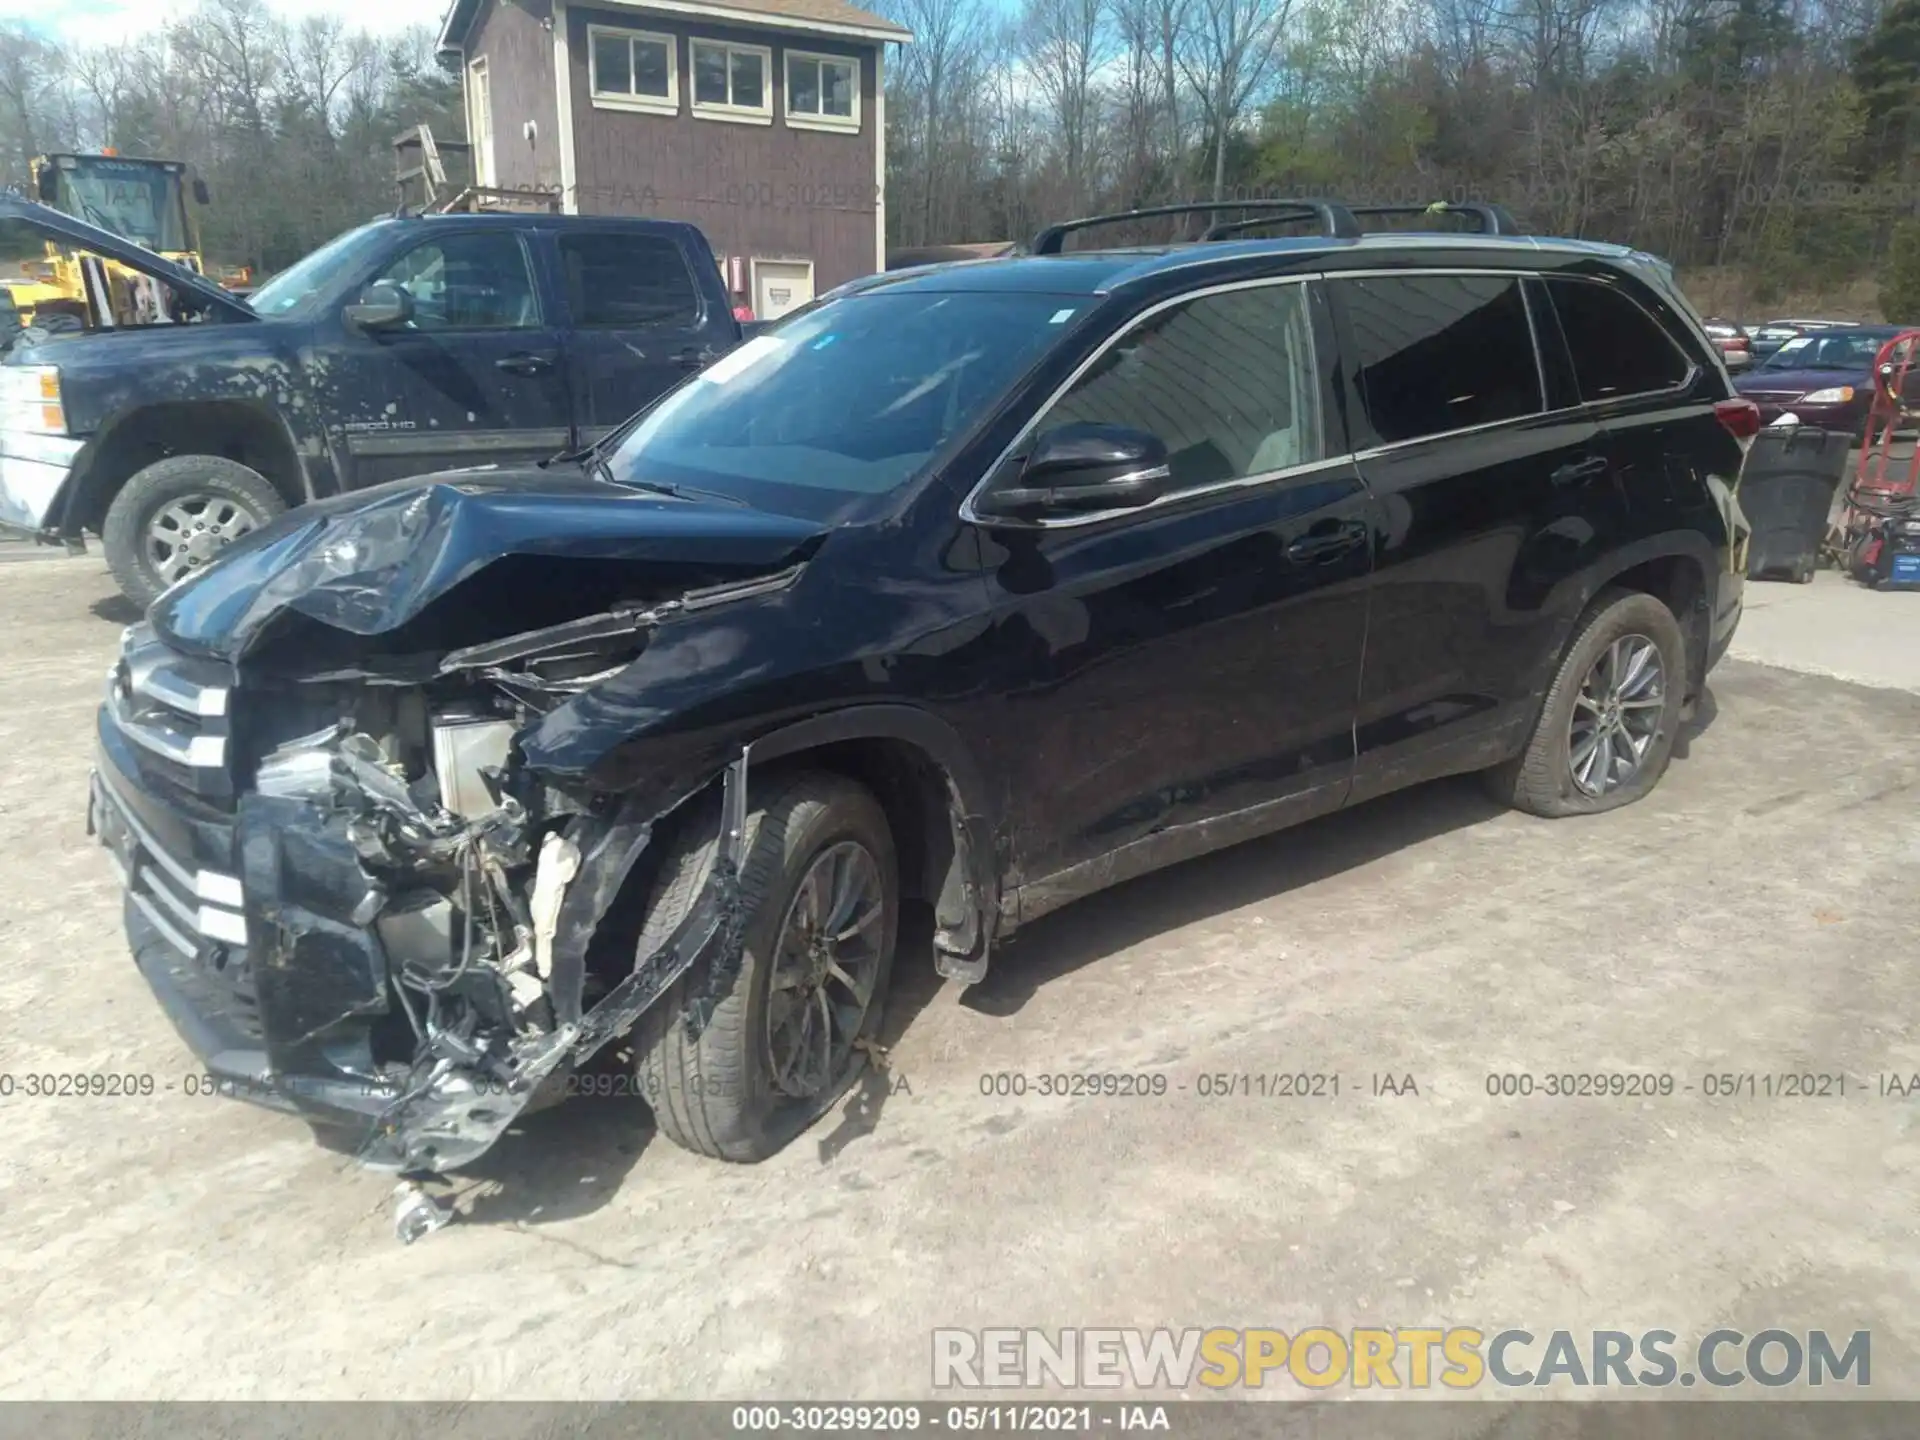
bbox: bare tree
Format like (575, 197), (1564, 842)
(1181, 0), (1297, 199)
(0, 22), (64, 189)
(1022, 0), (1115, 212)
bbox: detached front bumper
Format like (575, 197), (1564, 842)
(0, 427), (81, 536)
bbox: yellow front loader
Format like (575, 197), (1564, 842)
(2, 152), (217, 329)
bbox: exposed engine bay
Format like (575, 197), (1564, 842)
(227, 574), (785, 1174)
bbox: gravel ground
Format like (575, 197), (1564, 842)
(1, 553), (1917, 1402)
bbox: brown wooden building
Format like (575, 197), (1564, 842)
(437, 0), (911, 318)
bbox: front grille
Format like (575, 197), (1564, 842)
(92, 764), (260, 1039)
(106, 623), (234, 802)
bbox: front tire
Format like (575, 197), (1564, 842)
(1484, 589), (1688, 817)
(633, 772), (898, 1162)
(102, 455), (287, 608)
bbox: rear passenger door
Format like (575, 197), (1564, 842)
(553, 229), (718, 443)
(1537, 274), (1706, 523)
(1330, 270), (1615, 802)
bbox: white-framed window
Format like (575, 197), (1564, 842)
(589, 25), (677, 115)
(467, 57), (494, 185)
(690, 39), (772, 124)
(785, 49), (860, 132)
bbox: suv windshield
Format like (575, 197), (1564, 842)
(605, 289), (1086, 520)
(247, 223), (388, 316)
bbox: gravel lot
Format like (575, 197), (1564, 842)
(2, 552), (1918, 1401)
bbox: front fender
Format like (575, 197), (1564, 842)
(543, 701), (1003, 1023)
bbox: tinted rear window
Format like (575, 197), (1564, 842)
(560, 232), (701, 329)
(1335, 274), (1542, 444)
(1546, 277), (1691, 401)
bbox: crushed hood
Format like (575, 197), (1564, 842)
(0, 192), (254, 322)
(150, 468), (828, 661)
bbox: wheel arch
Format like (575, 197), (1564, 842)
(1534, 534), (1717, 705)
(551, 704), (1004, 1028)
(66, 400), (308, 534)
(742, 705), (1001, 981)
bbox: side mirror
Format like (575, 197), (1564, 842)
(343, 281), (414, 332)
(192, 179), (211, 206)
(977, 422), (1170, 520)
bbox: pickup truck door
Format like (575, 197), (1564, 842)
(332, 227), (574, 487)
(549, 229), (728, 444)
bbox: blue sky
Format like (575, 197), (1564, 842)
(2, 0), (450, 45)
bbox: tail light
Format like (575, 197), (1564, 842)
(731, 303), (755, 323)
(1715, 397), (1762, 444)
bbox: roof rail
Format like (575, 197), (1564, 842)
(1029, 199), (1363, 254)
(1030, 197), (1529, 254)
(1342, 202), (1526, 236)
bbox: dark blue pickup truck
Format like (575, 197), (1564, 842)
(0, 196), (743, 604)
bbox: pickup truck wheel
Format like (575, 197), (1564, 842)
(633, 772), (898, 1162)
(1484, 588), (1687, 818)
(102, 455), (286, 608)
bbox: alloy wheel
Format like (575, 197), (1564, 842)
(1568, 633), (1666, 797)
(146, 494), (261, 586)
(765, 840), (886, 1099)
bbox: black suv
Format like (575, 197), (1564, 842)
(0, 195), (742, 605)
(87, 200), (1754, 1194)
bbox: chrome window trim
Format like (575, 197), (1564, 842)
(1349, 396), (1719, 463)
(958, 272), (1343, 532)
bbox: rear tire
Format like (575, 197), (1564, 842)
(633, 772), (898, 1162)
(1483, 589), (1688, 818)
(102, 455), (286, 609)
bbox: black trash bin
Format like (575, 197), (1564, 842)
(1737, 423), (1851, 583)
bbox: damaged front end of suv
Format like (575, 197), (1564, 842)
(90, 474), (841, 1174)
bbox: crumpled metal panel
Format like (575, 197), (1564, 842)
(148, 470), (825, 660)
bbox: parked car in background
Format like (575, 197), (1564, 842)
(0, 195), (744, 605)
(86, 198), (1752, 1189)
(1734, 324), (1913, 436)
(1703, 318), (1752, 370)
(1749, 317), (1849, 359)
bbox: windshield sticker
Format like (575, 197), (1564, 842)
(699, 334), (786, 386)
(1050, 308), (1076, 324)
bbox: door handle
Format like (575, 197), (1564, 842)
(677, 346), (716, 369)
(1552, 455), (1608, 486)
(496, 352), (554, 376)
(1286, 522), (1368, 565)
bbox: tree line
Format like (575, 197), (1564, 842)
(878, 0), (1920, 305)
(0, 0), (462, 276)
(1, 0), (1915, 306)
